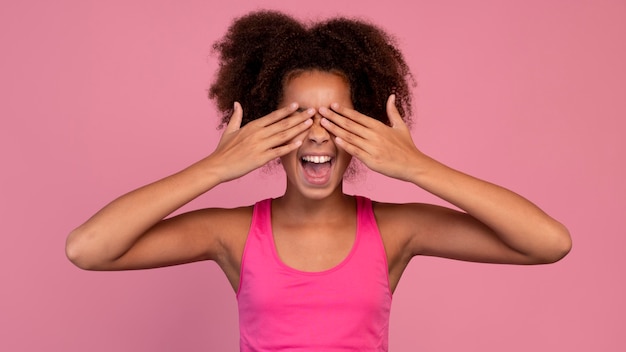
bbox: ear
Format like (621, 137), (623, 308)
(225, 102), (243, 133)
(386, 94), (403, 128)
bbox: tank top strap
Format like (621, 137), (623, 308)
(252, 198), (272, 234)
(236, 198), (274, 298)
(356, 195), (376, 234)
(354, 195), (392, 294)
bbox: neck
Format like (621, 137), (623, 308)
(274, 185), (354, 221)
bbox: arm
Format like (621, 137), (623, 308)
(66, 102), (314, 270)
(319, 96), (571, 264)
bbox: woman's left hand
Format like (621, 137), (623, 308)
(319, 94), (422, 181)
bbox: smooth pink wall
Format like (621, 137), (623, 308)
(1, 0), (624, 351)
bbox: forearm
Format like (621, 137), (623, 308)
(318, 98), (570, 263)
(407, 153), (571, 263)
(65, 156), (221, 268)
(66, 103), (313, 269)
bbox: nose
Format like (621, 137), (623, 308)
(307, 116), (330, 144)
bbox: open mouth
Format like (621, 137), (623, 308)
(300, 155), (334, 185)
(301, 155), (332, 164)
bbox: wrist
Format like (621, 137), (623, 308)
(403, 151), (440, 185)
(179, 155), (224, 192)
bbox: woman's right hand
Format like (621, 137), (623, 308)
(208, 102), (314, 183)
(65, 102), (313, 271)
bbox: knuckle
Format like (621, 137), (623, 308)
(343, 119), (359, 132)
(271, 146), (288, 158)
(246, 118), (261, 129)
(277, 118), (292, 129)
(342, 133), (356, 144)
(276, 129), (290, 141)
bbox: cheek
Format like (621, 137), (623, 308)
(279, 149), (300, 171)
(339, 150), (353, 167)
(333, 147), (352, 172)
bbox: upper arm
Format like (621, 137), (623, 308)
(378, 203), (538, 266)
(415, 204), (540, 264)
(88, 207), (251, 271)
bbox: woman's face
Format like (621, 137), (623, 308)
(278, 70), (354, 200)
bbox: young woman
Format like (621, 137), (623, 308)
(66, 10), (571, 351)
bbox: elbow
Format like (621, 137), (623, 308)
(535, 222), (572, 264)
(65, 229), (100, 270)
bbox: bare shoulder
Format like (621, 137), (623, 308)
(371, 201), (462, 256)
(372, 201), (447, 231)
(191, 205), (253, 291)
(371, 201), (446, 291)
(194, 205), (253, 231)
(190, 205), (253, 256)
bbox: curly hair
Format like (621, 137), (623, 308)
(209, 10), (414, 128)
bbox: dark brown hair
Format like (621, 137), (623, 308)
(209, 10), (414, 128)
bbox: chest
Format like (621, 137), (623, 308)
(237, 205), (392, 338)
(272, 221), (356, 272)
(237, 242), (392, 349)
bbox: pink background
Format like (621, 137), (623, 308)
(1, 0), (624, 351)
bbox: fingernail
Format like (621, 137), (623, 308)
(307, 108), (316, 115)
(320, 118), (329, 126)
(331, 103), (339, 109)
(290, 102), (298, 109)
(304, 119), (313, 126)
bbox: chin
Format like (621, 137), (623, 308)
(283, 172), (345, 201)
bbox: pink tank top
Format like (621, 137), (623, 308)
(237, 196), (392, 351)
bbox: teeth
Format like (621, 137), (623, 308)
(302, 155), (332, 164)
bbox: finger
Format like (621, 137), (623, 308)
(268, 107), (315, 130)
(319, 106), (372, 140)
(259, 108), (315, 143)
(319, 116), (369, 160)
(224, 101), (243, 133)
(265, 139), (304, 159)
(320, 117), (373, 157)
(264, 117), (312, 148)
(256, 102), (300, 127)
(386, 94), (406, 129)
(329, 103), (379, 129)
(334, 136), (368, 162)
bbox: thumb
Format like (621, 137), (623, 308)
(386, 94), (404, 128)
(225, 101), (243, 133)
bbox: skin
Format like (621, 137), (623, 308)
(65, 70), (572, 294)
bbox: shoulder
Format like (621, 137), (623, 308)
(167, 204), (255, 254)
(371, 200), (436, 225)
(367, 200), (444, 288)
(371, 201), (416, 238)
(194, 204), (255, 239)
(186, 204), (254, 265)
(196, 204), (254, 222)
(370, 200), (459, 253)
